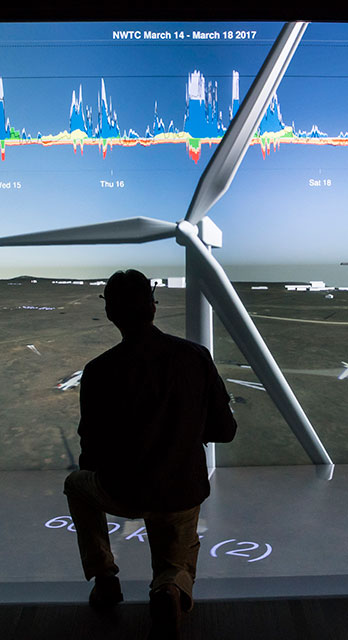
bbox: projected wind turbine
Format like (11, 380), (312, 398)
(0, 22), (333, 467)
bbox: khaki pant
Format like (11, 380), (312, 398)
(63, 470), (200, 611)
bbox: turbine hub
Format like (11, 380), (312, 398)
(175, 220), (198, 246)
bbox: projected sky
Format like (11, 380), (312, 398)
(1, 21), (348, 280)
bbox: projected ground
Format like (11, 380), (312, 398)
(0, 278), (347, 470)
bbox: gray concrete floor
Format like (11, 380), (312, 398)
(1, 465), (348, 603)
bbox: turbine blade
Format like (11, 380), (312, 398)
(185, 21), (308, 225)
(177, 220), (332, 465)
(338, 368), (348, 380)
(227, 378), (266, 391)
(0, 216), (176, 246)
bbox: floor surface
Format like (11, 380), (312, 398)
(1, 464), (347, 604)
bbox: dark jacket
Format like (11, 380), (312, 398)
(78, 325), (237, 511)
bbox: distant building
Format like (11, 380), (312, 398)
(285, 280), (335, 292)
(52, 280), (72, 284)
(285, 284), (308, 291)
(165, 277), (186, 288)
(150, 278), (165, 287)
(309, 280), (327, 290)
(251, 286), (268, 290)
(51, 279), (84, 285)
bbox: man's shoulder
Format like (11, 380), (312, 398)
(158, 329), (214, 366)
(162, 331), (210, 355)
(83, 342), (124, 373)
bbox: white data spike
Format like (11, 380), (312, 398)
(69, 90), (76, 118)
(101, 78), (108, 113)
(232, 70), (239, 102)
(187, 70), (205, 102)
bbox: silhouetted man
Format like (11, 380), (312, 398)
(64, 269), (237, 640)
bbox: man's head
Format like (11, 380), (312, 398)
(103, 269), (156, 334)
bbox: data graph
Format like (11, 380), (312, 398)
(2, 20), (348, 282)
(2, 69), (348, 163)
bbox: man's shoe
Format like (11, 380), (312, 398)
(89, 575), (124, 609)
(147, 584), (182, 640)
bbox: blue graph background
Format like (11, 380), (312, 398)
(1, 21), (348, 282)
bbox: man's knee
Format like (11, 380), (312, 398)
(63, 469), (81, 495)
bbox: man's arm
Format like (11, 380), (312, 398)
(202, 359), (237, 444)
(77, 365), (99, 470)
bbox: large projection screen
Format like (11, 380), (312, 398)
(1, 20), (348, 470)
